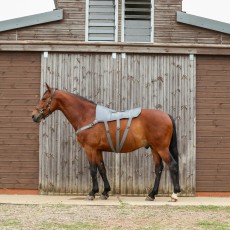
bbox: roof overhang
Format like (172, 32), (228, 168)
(177, 11), (230, 35)
(0, 9), (63, 32)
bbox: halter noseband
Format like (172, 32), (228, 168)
(35, 88), (56, 119)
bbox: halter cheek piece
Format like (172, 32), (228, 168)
(35, 89), (56, 119)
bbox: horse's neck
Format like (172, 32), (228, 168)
(56, 91), (96, 130)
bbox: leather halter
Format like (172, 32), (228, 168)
(35, 89), (56, 120)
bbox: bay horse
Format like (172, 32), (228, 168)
(32, 84), (181, 201)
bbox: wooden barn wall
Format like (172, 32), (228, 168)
(40, 52), (196, 195)
(196, 56), (230, 192)
(0, 52), (40, 190)
(1, 0), (230, 44)
(154, 0), (230, 44)
(0, 0), (86, 41)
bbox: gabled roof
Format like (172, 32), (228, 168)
(0, 9), (63, 32)
(177, 11), (230, 35)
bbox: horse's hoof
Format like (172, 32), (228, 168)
(86, 195), (95, 201)
(169, 197), (178, 202)
(145, 196), (155, 201)
(169, 193), (178, 202)
(100, 194), (109, 200)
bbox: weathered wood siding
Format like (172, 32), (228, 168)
(1, 0), (230, 44)
(154, 0), (230, 44)
(0, 52), (40, 189)
(196, 56), (230, 192)
(40, 52), (196, 195)
(0, 0), (86, 41)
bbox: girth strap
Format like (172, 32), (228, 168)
(104, 121), (116, 153)
(104, 117), (132, 153)
(116, 119), (120, 153)
(119, 117), (132, 152)
(76, 118), (133, 153)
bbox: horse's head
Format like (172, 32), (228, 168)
(32, 83), (57, 123)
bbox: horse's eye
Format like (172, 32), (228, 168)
(42, 98), (46, 102)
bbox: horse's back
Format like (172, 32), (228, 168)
(135, 109), (173, 148)
(139, 109), (172, 126)
(119, 109), (172, 152)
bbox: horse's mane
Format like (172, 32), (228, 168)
(51, 89), (97, 105)
(73, 93), (97, 105)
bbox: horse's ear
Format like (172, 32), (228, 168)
(45, 83), (51, 92)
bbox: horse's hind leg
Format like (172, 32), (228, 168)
(168, 156), (181, 201)
(146, 151), (164, 201)
(159, 148), (181, 202)
(168, 115), (181, 201)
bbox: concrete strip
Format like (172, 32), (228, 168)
(0, 195), (229, 206)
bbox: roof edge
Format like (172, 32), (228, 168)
(0, 9), (63, 32)
(177, 11), (230, 35)
(53, 0), (58, 9)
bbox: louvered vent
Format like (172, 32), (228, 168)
(88, 0), (116, 41)
(124, 0), (152, 42)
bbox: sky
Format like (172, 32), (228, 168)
(182, 0), (230, 23)
(0, 0), (229, 24)
(0, 0), (55, 21)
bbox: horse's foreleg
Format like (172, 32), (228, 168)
(146, 152), (164, 201)
(85, 149), (100, 200)
(96, 152), (111, 200)
(88, 162), (99, 200)
(86, 150), (111, 200)
(98, 161), (111, 199)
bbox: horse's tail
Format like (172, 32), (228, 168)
(169, 115), (179, 164)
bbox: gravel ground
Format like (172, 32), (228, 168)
(0, 203), (229, 230)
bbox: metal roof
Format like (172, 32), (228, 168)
(177, 11), (230, 35)
(0, 9), (63, 32)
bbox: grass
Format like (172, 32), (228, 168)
(39, 222), (100, 230)
(197, 221), (230, 230)
(0, 219), (21, 228)
(142, 226), (159, 230)
(171, 205), (230, 212)
(0, 204), (229, 229)
(193, 205), (230, 211)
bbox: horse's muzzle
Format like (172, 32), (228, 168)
(32, 113), (42, 123)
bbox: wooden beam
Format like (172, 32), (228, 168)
(0, 41), (230, 55)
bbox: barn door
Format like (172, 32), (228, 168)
(117, 54), (196, 195)
(40, 53), (196, 196)
(40, 53), (120, 194)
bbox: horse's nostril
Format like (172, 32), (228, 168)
(32, 115), (37, 122)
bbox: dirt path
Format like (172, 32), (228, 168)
(0, 203), (229, 229)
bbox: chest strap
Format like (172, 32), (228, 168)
(75, 120), (98, 135)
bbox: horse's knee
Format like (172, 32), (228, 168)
(155, 162), (164, 175)
(169, 160), (178, 174)
(90, 164), (97, 176)
(98, 161), (106, 175)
